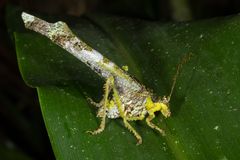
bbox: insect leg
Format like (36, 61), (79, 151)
(146, 113), (165, 136)
(123, 119), (142, 145)
(126, 114), (145, 121)
(113, 87), (142, 145)
(86, 76), (114, 135)
(86, 97), (104, 108)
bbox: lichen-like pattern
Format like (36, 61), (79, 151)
(21, 12), (181, 145)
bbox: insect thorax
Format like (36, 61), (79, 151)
(106, 76), (149, 119)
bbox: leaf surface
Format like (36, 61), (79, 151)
(12, 9), (240, 160)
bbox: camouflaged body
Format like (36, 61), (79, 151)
(106, 76), (149, 119)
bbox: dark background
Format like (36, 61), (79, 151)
(1, 0), (240, 159)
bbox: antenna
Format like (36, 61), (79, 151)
(167, 53), (192, 101)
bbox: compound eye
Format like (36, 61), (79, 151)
(162, 96), (169, 104)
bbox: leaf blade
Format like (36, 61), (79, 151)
(13, 12), (240, 160)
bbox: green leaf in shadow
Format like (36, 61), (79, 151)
(11, 9), (240, 160)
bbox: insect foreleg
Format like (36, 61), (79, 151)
(123, 119), (142, 145)
(113, 86), (143, 145)
(87, 76), (114, 135)
(146, 113), (165, 136)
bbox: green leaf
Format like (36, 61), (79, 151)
(12, 9), (240, 160)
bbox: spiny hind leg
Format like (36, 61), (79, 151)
(146, 113), (165, 136)
(87, 76), (114, 135)
(112, 86), (142, 145)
